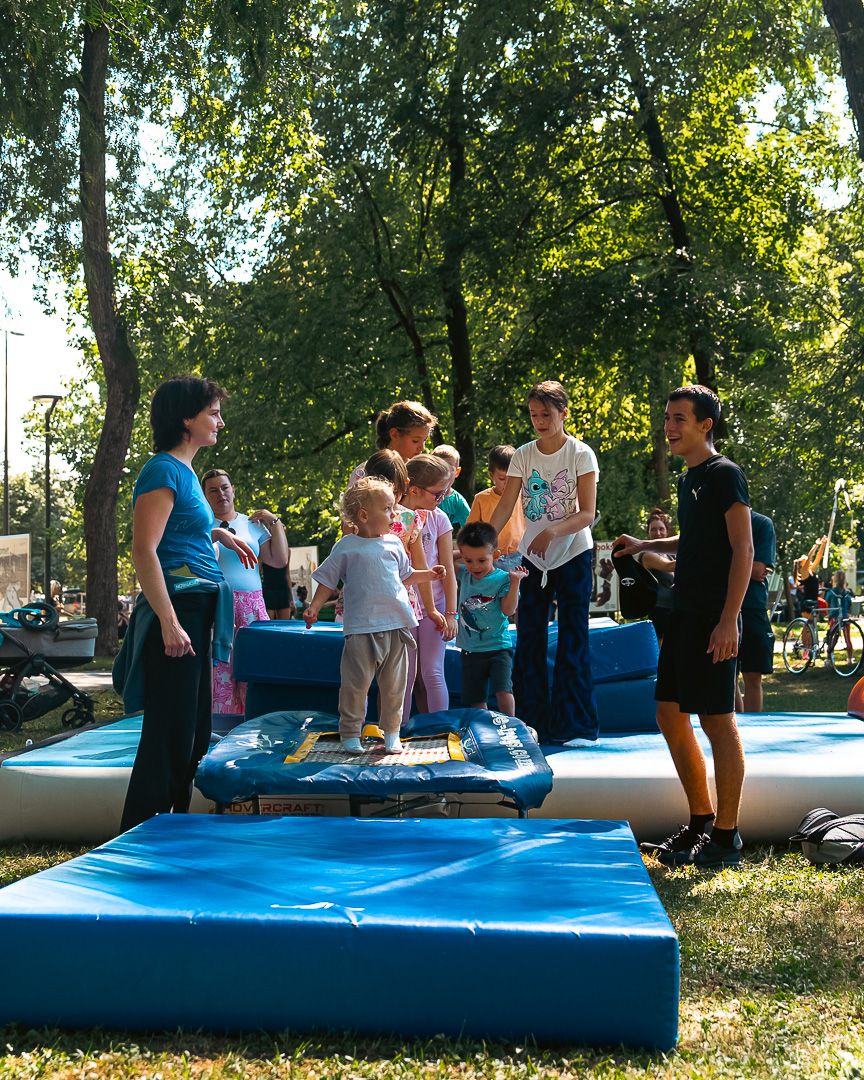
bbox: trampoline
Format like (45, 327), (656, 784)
(195, 708), (553, 817)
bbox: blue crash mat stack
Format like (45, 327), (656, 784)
(0, 814), (679, 1048)
(234, 618), (660, 733)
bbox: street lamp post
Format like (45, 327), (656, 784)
(33, 394), (63, 602)
(1, 327), (24, 537)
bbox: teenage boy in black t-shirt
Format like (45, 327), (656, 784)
(615, 385), (754, 868)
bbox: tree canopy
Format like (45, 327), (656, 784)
(3, 0), (864, 632)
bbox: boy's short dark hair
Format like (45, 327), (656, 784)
(458, 521), (498, 551)
(667, 384), (721, 439)
(488, 445), (516, 472)
(151, 375), (228, 453)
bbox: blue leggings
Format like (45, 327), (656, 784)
(513, 550), (599, 743)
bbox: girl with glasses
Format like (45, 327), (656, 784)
(402, 454), (458, 714)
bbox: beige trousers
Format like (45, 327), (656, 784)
(339, 628), (417, 738)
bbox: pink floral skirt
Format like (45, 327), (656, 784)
(212, 589), (269, 715)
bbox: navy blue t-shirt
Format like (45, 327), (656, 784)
(133, 453), (223, 581)
(672, 455), (750, 615)
(742, 511), (776, 611)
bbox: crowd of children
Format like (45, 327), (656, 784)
(305, 380), (600, 754)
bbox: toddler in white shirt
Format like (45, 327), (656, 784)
(304, 478), (445, 754)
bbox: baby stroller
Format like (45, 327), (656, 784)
(0, 603), (97, 733)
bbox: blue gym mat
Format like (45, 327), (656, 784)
(237, 619), (660, 731)
(0, 814), (679, 1047)
(194, 708), (553, 811)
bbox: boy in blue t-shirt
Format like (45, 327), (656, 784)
(456, 521), (527, 715)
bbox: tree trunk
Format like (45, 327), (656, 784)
(440, 63), (477, 496)
(824, 0), (864, 160)
(78, 18), (141, 655)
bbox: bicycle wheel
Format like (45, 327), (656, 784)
(783, 619), (814, 674)
(828, 619), (864, 677)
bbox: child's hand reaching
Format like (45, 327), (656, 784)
(430, 564), (447, 580)
(508, 565), (529, 583)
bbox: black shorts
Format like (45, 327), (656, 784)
(461, 648), (514, 705)
(261, 562), (291, 610)
(655, 611), (741, 716)
(738, 607), (775, 675)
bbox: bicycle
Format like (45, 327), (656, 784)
(782, 609), (864, 677)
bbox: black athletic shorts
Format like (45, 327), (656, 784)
(461, 648), (514, 705)
(655, 610), (741, 716)
(261, 562), (291, 610)
(738, 607), (775, 675)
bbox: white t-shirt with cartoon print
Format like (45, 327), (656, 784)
(507, 436), (599, 574)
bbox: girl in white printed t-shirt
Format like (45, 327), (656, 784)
(490, 381), (600, 747)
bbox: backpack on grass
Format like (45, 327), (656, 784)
(790, 808), (864, 865)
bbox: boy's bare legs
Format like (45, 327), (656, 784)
(656, 701), (745, 829)
(468, 694), (516, 714)
(734, 671), (763, 714)
(655, 701), (715, 817)
(495, 691), (516, 716)
(698, 712), (745, 830)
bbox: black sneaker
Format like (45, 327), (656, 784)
(639, 824), (702, 856)
(659, 830), (743, 869)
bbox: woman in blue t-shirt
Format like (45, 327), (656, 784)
(120, 375), (255, 832)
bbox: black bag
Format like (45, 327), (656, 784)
(790, 807), (864, 865)
(611, 544), (659, 621)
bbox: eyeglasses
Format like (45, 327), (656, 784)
(419, 487), (448, 503)
(219, 521), (236, 534)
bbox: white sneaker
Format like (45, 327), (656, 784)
(384, 735), (403, 754)
(340, 737), (364, 755)
(562, 737), (598, 748)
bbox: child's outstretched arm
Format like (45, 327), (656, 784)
(500, 565), (528, 617)
(303, 583), (335, 627)
(489, 476), (521, 537)
(409, 533), (445, 632)
(404, 565), (447, 586)
(437, 528), (458, 641)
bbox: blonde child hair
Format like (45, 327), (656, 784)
(365, 449), (409, 503)
(406, 453), (451, 490)
(340, 477), (393, 527)
(432, 444), (460, 468)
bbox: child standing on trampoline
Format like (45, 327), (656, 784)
(490, 381), (600, 745)
(304, 478), (445, 754)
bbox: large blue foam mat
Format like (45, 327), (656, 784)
(236, 620), (659, 732)
(195, 708), (553, 811)
(0, 815), (679, 1048)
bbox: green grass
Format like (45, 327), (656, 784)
(0, 636), (861, 1076)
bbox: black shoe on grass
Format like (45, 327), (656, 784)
(639, 824), (702, 856)
(659, 830), (743, 869)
